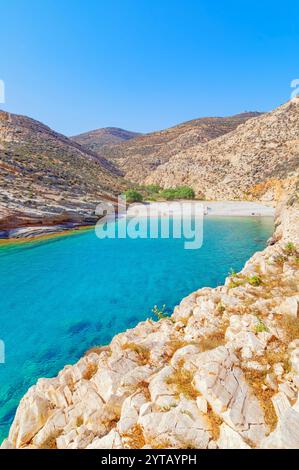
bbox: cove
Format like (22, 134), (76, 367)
(0, 216), (274, 442)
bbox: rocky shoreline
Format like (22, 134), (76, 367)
(0, 222), (94, 241)
(1, 193), (298, 449)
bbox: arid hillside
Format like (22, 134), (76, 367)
(146, 99), (299, 201)
(84, 112), (261, 182)
(0, 110), (125, 235)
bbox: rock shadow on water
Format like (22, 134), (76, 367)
(67, 320), (93, 336)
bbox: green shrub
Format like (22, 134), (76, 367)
(159, 186), (195, 200)
(159, 188), (177, 200)
(144, 184), (162, 195)
(247, 275), (262, 286)
(174, 186), (195, 199)
(123, 189), (143, 203)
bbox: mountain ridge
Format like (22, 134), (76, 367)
(146, 99), (299, 202)
(88, 112), (262, 182)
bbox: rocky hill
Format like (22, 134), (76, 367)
(91, 113), (260, 182)
(71, 127), (141, 153)
(0, 111), (125, 237)
(146, 99), (299, 202)
(2, 191), (298, 449)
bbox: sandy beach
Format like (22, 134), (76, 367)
(126, 200), (275, 218)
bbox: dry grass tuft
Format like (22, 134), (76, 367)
(123, 424), (146, 449)
(164, 338), (190, 359)
(83, 362), (98, 380)
(207, 404), (223, 440)
(201, 321), (229, 351)
(165, 367), (199, 399)
(243, 367), (277, 432)
(137, 380), (151, 400)
(39, 431), (62, 449)
(277, 314), (299, 343)
(121, 343), (150, 365)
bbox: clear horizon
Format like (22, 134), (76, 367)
(1, 0), (298, 135)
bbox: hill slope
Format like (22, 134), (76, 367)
(0, 111), (125, 235)
(71, 127), (141, 153)
(146, 100), (299, 201)
(90, 112), (261, 182)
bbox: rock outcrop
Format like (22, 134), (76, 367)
(2, 192), (298, 449)
(146, 98), (299, 202)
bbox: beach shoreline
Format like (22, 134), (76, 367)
(0, 200), (275, 244)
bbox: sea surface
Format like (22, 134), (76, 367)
(0, 216), (274, 442)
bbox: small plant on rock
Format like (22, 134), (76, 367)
(254, 316), (269, 334)
(247, 274), (262, 286)
(217, 302), (225, 314)
(151, 304), (169, 320)
(228, 268), (237, 277)
(284, 242), (297, 256)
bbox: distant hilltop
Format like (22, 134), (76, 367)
(71, 127), (142, 153)
(72, 112), (262, 182)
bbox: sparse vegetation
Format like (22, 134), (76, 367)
(217, 302), (225, 314)
(121, 343), (150, 365)
(228, 277), (244, 289)
(143, 184), (162, 195)
(159, 186), (195, 200)
(151, 304), (170, 320)
(247, 275), (262, 286)
(242, 366), (277, 432)
(229, 268), (237, 277)
(283, 242), (297, 256)
(165, 366), (199, 399)
(273, 254), (287, 265)
(83, 362), (98, 380)
(135, 184), (196, 202)
(207, 404), (223, 440)
(200, 321), (229, 351)
(122, 424), (145, 449)
(254, 316), (269, 334)
(123, 189), (143, 203)
(228, 271), (263, 289)
(278, 314), (299, 343)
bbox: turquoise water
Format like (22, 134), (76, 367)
(0, 216), (273, 442)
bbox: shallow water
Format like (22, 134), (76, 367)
(0, 216), (274, 442)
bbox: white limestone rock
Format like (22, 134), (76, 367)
(117, 392), (148, 435)
(217, 423), (251, 449)
(86, 429), (124, 449)
(138, 398), (211, 448)
(193, 346), (268, 446)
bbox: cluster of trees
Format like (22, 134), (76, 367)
(123, 185), (195, 203)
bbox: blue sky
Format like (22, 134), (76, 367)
(0, 0), (298, 135)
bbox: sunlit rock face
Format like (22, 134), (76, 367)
(146, 99), (299, 202)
